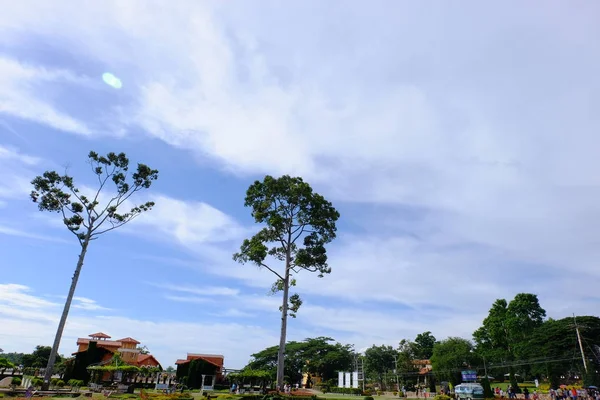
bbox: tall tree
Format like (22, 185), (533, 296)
(364, 345), (398, 389)
(233, 175), (340, 389)
(473, 294), (546, 363)
(31, 151), (159, 387)
(414, 332), (437, 360)
(430, 337), (478, 386)
(396, 340), (418, 386)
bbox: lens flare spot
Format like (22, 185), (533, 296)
(102, 72), (122, 89)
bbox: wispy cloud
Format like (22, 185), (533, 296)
(0, 56), (92, 135)
(0, 224), (70, 243)
(147, 282), (240, 297)
(0, 284), (278, 368)
(73, 296), (111, 311)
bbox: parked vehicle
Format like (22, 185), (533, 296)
(454, 383), (484, 400)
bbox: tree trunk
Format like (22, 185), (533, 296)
(276, 255), (291, 390)
(43, 236), (90, 389)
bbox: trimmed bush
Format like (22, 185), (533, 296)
(329, 387), (363, 395)
(11, 377), (22, 387)
(32, 378), (44, 387)
(364, 396), (374, 400)
(433, 395), (452, 400)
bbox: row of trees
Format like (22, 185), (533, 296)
(0, 346), (66, 377)
(237, 294), (600, 391)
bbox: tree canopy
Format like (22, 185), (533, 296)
(431, 337), (478, 386)
(414, 332), (437, 360)
(244, 337), (354, 384)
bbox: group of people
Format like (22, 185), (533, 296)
(549, 387), (600, 400)
(492, 386), (600, 400)
(495, 386), (538, 399)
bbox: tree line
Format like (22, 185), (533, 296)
(236, 294), (600, 391)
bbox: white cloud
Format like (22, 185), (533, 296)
(0, 284), (278, 368)
(72, 297), (111, 311)
(147, 282), (239, 297)
(0, 224), (70, 243)
(0, 56), (92, 135)
(0, 284), (58, 309)
(0, 145), (38, 200)
(133, 195), (246, 246)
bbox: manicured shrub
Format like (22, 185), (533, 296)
(11, 377), (22, 387)
(433, 395), (451, 400)
(329, 387), (363, 395)
(32, 378), (44, 387)
(56, 380), (66, 387)
(364, 396), (374, 400)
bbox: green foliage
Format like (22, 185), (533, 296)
(364, 345), (397, 388)
(0, 358), (14, 371)
(481, 378), (493, 398)
(509, 372), (520, 393)
(430, 337), (477, 386)
(0, 352), (25, 365)
(32, 378), (44, 387)
(68, 379), (85, 387)
(233, 175), (340, 317)
(328, 387), (362, 395)
(31, 151), (159, 244)
(433, 395), (451, 400)
(56, 379), (66, 387)
(473, 294), (546, 365)
(518, 316), (600, 387)
(229, 369), (273, 382)
(233, 175), (340, 388)
(244, 337), (353, 384)
(11, 377), (21, 386)
(414, 332), (437, 360)
(21, 345), (59, 368)
(183, 358), (219, 389)
(364, 397), (375, 400)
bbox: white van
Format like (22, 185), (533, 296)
(454, 383), (485, 400)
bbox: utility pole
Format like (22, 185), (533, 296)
(392, 355), (400, 393)
(483, 356), (488, 379)
(574, 314), (588, 373)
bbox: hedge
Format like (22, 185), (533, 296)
(328, 387), (363, 395)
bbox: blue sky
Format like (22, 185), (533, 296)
(1, 1), (600, 369)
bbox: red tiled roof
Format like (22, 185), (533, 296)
(88, 332), (112, 339)
(77, 338), (122, 347)
(178, 354), (224, 369)
(137, 354), (161, 367)
(118, 337), (141, 344)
